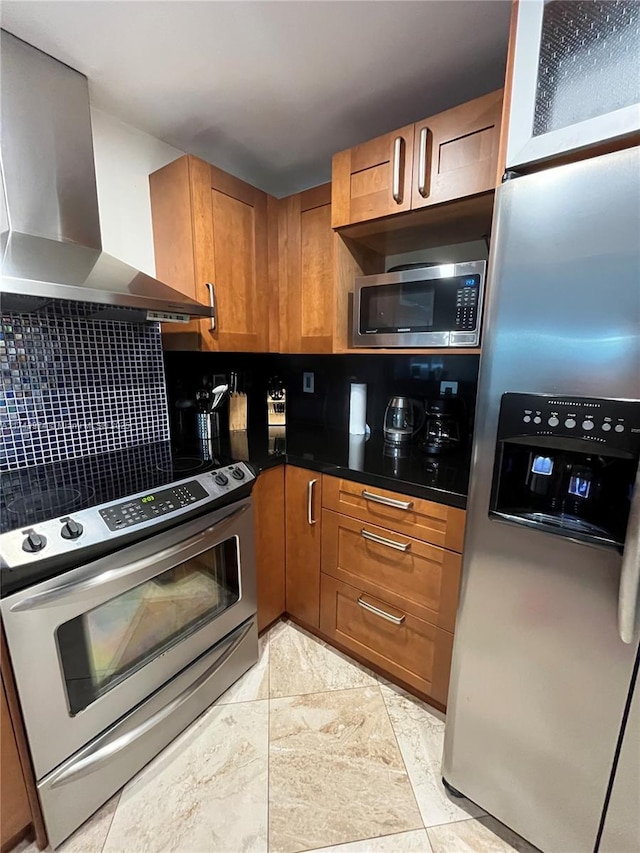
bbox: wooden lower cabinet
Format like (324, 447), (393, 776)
(285, 466), (322, 628)
(321, 509), (461, 632)
(253, 467), (286, 632)
(320, 574), (454, 705)
(1, 680), (31, 851)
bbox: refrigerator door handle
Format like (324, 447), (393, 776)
(618, 459), (640, 644)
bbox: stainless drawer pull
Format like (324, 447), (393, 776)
(392, 136), (404, 204)
(205, 282), (216, 331)
(307, 478), (318, 525)
(361, 489), (413, 511)
(361, 528), (411, 552)
(357, 597), (406, 625)
(417, 127), (429, 198)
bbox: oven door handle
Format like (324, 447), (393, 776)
(9, 503), (249, 612)
(48, 619), (253, 788)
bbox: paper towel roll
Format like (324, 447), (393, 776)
(349, 383), (367, 435)
(348, 434), (366, 470)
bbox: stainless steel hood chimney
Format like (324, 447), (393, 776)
(0, 30), (214, 322)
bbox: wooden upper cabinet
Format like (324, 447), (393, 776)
(279, 184), (335, 353)
(150, 155), (270, 352)
(411, 90), (503, 210)
(331, 91), (503, 229)
(332, 125), (415, 228)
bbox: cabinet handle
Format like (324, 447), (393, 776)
(392, 136), (405, 204)
(205, 282), (216, 331)
(417, 127), (429, 198)
(357, 596), (406, 625)
(307, 479), (318, 526)
(361, 528), (411, 552)
(361, 489), (413, 511)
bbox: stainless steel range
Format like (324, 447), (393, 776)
(0, 443), (258, 848)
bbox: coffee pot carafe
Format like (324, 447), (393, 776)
(383, 397), (424, 444)
(419, 397), (462, 454)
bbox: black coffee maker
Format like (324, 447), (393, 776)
(419, 396), (464, 454)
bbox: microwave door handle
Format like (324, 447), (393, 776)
(618, 459), (640, 643)
(9, 503), (249, 612)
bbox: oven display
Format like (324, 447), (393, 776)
(99, 481), (208, 531)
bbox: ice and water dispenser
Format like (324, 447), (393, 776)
(490, 394), (640, 549)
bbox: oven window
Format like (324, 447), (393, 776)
(56, 537), (240, 715)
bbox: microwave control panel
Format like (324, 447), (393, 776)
(497, 393), (640, 454)
(454, 278), (479, 331)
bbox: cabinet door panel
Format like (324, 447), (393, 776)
(1, 680), (31, 848)
(285, 466), (322, 628)
(320, 574), (453, 704)
(321, 510), (461, 631)
(254, 467), (285, 633)
(412, 90), (503, 210)
(332, 126), (414, 228)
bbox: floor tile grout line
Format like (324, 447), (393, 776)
(98, 790), (122, 853)
(300, 827), (431, 853)
(377, 682), (425, 831)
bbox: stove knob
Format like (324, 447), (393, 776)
(214, 472), (229, 486)
(231, 467), (245, 481)
(61, 519), (84, 540)
(22, 531), (46, 553)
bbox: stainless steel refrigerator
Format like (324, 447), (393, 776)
(442, 146), (640, 853)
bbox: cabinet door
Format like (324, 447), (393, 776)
(507, 0), (640, 169)
(253, 467), (286, 633)
(332, 125), (414, 228)
(285, 466), (322, 628)
(150, 155), (270, 352)
(412, 90), (503, 210)
(1, 680), (31, 849)
(280, 184), (334, 353)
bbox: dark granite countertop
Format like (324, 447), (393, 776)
(208, 424), (470, 510)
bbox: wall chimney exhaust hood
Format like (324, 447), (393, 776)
(0, 30), (214, 323)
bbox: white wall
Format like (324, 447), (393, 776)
(91, 108), (184, 275)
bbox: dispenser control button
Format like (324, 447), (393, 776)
(533, 416), (542, 424)
(581, 421), (594, 431)
(614, 424), (625, 433)
(61, 519), (83, 540)
(548, 416), (559, 427)
(523, 415), (531, 423)
(22, 531), (46, 553)
(564, 418), (576, 429)
(231, 467), (245, 480)
(214, 473), (229, 486)
(602, 422), (612, 432)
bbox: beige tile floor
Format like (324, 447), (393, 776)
(15, 620), (538, 853)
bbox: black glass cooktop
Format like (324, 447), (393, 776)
(0, 441), (228, 534)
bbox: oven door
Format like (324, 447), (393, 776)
(1, 498), (256, 780)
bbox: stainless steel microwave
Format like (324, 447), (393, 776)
(352, 260), (486, 348)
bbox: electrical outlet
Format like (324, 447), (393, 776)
(440, 381), (458, 396)
(303, 372), (315, 394)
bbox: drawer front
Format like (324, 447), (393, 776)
(320, 574), (454, 705)
(322, 476), (465, 553)
(321, 510), (461, 631)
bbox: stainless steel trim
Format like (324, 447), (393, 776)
(392, 136), (404, 204)
(49, 620), (253, 788)
(10, 503), (249, 611)
(418, 127), (429, 198)
(361, 490), (413, 511)
(618, 460), (640, 643)
(361, 528), (411, 552)
(357, 597), (405, 625)
(307, 479), (318, 526)
(205, 282), (216, 331)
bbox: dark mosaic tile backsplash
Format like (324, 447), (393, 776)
(0, 304), (170, 471)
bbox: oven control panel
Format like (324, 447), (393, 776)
(0, 462), (255, 571)
(99, 482), (209, 531)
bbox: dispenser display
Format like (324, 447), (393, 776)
(489, 393), (640, 548)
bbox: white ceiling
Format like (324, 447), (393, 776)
(1, 0), (511, 197)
